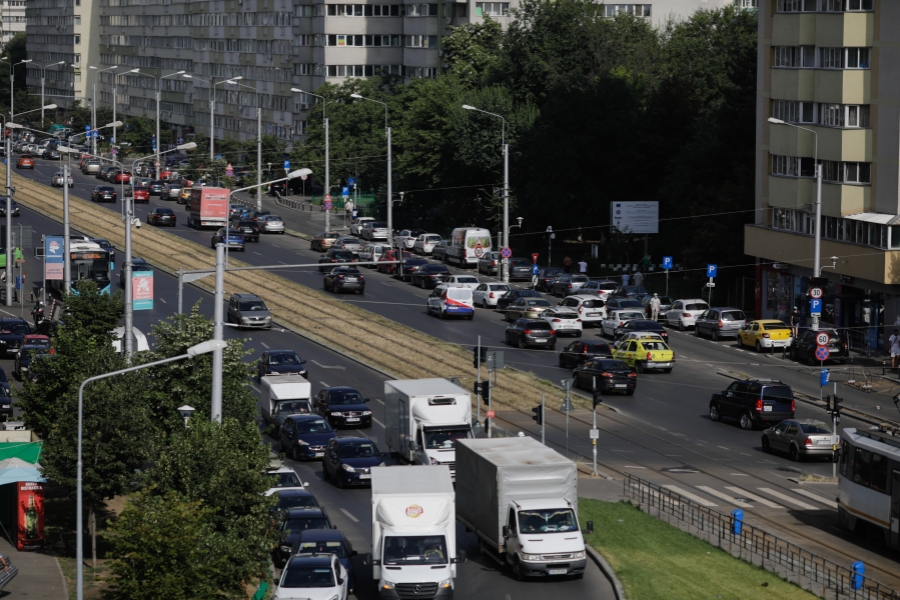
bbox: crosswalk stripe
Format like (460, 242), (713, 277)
(725, 486), (783, 508)
(697, 486), (754, 507)
(793, 488), (838, 508)
(663, 485), (718, 507)
(757, 488), (819, 510)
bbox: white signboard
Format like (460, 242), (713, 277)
(610, 201), (659, 234)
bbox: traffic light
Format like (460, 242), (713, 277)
(593, 391), (603, 409)
(832, 395), (843, 419)
(532, 405), (543, 425)
(481, 380), (491, 406)
(473, 346), (486, 368)
(473, 382), (481, 397)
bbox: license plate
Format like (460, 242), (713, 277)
(588, 313), (600, 317)
(345, 278), (357, 282)
(614, 384), (628, 388)
(533, 339), (548, 343)
(360, 474), (372, 479)
(548, 569), (568, 575)
(763, 406), (773, 412)
(346, 417), (360, 422)
(653, 363), (671, 368)
(315, 452), (324, 457)
(816, 440), (831, 445)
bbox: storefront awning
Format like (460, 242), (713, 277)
(0, 467), (45, 486)
(842, 212), (900, 225)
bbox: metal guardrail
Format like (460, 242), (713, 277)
(623, 474), (899, 600)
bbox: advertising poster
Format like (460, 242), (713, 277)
(132, 271), (154, 310)
(45, 236), (64, 281)
(17, 481), (44, 551)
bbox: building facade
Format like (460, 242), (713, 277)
(2, 0), (28, 46)
(747, 0), (900, 352)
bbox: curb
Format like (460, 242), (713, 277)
(576, 461), (616, 481)
(586, 546), (625, 600)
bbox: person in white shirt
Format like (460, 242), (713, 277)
(633, 271), (644, 286)
(890, 329), (900, 369)
(621, 272), (630, 286)
(650, 293), (661, 321)
(578, 260), (588, 275)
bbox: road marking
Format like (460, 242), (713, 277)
(372, 417), (385, 428)
(739, 453), (751, 457)
(718, 446), (729, 450)
(252, 385), (261, 393)
(312, 360), (346, 370)
(663, 485), (718, 507)
(375, 398), (384, 405)
(254, 252), (262, 255)
(260, 342), (269, 349)
(623, 465), (646, 469)
(339, 508), (359, 523)
(793, 488), (837, 508)
(757, 488), (819, 510)
(159, 297), (167, 303)
(319, 381), (330, 388)
(696, 486), (753, 507)
(725, 486), (783, 508)
(730, 473), (749, 476)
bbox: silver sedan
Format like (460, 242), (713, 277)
(334, 237), (363, 254)
(761, 419), (839, 461)
(259, 215), (285, 234)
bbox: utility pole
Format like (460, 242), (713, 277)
(210, 242), (224, 424)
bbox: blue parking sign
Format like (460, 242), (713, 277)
(342, 186), (350, 197)
(662, 256), (673, 270)
(707, 264), (718, 278)
(283, 160), (290, 170)
(810, 298), (822, 314)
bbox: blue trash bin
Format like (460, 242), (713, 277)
(851, 561), (864, 591)
(731, 509), (743, 535)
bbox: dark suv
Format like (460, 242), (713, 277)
(790, 329), (848, 365)
(0, 318), (31, 355)
(312, 387), (372, 429)
(230, 219), (260, 243)
(709, 379), (794, 430)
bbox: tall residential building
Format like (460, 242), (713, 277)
(2, 0), (28, 45)
(746, 0), (900, 352)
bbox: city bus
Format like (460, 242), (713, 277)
(47, 241), (112, 295)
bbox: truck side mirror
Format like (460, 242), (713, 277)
(364, 398), (371, 403)
(502, 525), (509, 539)
(452, 550), (467, 564)
(409, 440), (419, 451)
(583, 520), (594, 534)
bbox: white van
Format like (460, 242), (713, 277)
(427, 284), (474, 320)
(446, 227), (492, 267)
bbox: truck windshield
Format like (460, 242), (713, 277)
(277, 401), (310, 415)
(518, 508), (578, 534)
(383, 535), (448, 565)
(424, 428), (471, 450)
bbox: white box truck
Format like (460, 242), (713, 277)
(455, 437), (592, 580)
(260, 375), (312, 426)
(384, 379), (473, 478)
(369, 465), (464, 599)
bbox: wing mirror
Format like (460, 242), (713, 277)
(502, 525), (509, 539)
(364, 398), (371, 403)
(582, 520), (594, 534)
(452, 550), (467, 564)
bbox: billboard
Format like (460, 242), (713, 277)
(610, 201), (659, 234)
(132, 271), (154, 310)
(44, 236), (64, 281)
(17, 481), (44, 551)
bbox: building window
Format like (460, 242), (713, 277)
(773, 46), (815, 68)
(772, 100), (815, 124)
(604, 4), (651, 16)
(817, 103), (869, 128)
(405, 35), (437, 48)
(772, 155), (801, 177)
(777, 0), (816, 10)
(74, 16), (81, 25)
(819, 47), (843, 69)
(846, 47), (870, 69)
(822, 0), (873, 10)
(739, 0), (757, 6)
(818, 47), (870, 69)
(475, 2), (509, 16)
(74, 34), (81, 44)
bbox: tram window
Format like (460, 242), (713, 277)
(869, 453), (887, 493)
(852, 447), (871, 487)
(840, 441), (850, 477)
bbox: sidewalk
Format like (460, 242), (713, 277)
(0, 534), (67, 598)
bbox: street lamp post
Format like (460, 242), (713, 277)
(768, 117), (821, 331)
(350, 94), (392, 244)
(112, 69), (139, 147)
(88, 66), (117, 156)
(38, 61), (65, 125)
(291, 88), (329, 230)
(75, 338), (227, 600)
(131, 70), (185, 179)
(462, 104), (509, 282)
(226, 80), (263, 211)
(183, 74), (243, 164)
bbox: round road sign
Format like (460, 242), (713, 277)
(474, 242), (484, 258)
(815, 346), (830, 361)
(815, 332), (830, 346)
(324, 200), (332, 210)
(810, 287), (824, 299)
(486, 410), (495, 418)
(500, 247), (512, 259)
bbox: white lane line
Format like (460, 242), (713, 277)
(312, 360), (346, 370)
(252, 385), (261, 393)
(254, 252), (262, 255)
(725, 486), (783, 508)
(623, 466), (646, 469)
(375, 398), (384, 405)
(793, 488), (838, 508)
(159, 298), (167, 303)
(372, 417), (385, 428)
(339, 508), (359, 523)
(730, 473), (749, 476)
(260, 342), (270, 349)
(663, 485), (718, 507)
(696, 486), (754, 507)
(739, 453), (751, 457)
(319, 381), (330, 388)
(757, 488), (819, 510)
(718, 446), (729, 450)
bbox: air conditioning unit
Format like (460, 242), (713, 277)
(771, 263), (789, 270)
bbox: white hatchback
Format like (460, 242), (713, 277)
(540, 307), (583, 337)
(558, 295), (607, 327)
(444, 274), (480, 290)
(275, 554), (348, 600)
(601, 310), (646, 338)
(664, 299), (710, 331)
(413, 233), (443, 255)
(473, 282), (511, 308)
(350, 216), (375, 236)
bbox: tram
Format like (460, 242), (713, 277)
(837, 427), (900, 549)
(48, 240), (112, 295)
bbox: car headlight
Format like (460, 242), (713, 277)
(296, 440), (309, 446)
(573, 551), (586, 559)
(330, 412), (344, 417)
(264, 315), (271, 320)
(341, 464), (356, 472)
(521, 553), (542, 561)
(438, 578), (452, 589)
(280, 545), (291, 553)
(381, 581), (396, 590)
(362, 410), (372, 416)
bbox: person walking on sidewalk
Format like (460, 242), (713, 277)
(621, 272), (630, 286)
(650, 293), (661, 321)
(563, 255), (573, 274)
(578, 259), (588, 276)
(790, 308), (801, 338)
(890, 329), (900, 369)
(633, 270), (644, 287)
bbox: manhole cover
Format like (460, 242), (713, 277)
(661, 466), (699, 474)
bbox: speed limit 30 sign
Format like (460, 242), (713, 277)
(815, 332), (831, 346)
(809, 287), (824, 299)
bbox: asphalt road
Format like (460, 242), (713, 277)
(0, 172), (615, 599)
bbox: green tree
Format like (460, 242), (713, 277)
(0, 33), (27, 112)
(442, 19), (504, 88)
(105, 491), (237, 600)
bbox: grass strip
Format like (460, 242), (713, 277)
(580, 499), (820, 600)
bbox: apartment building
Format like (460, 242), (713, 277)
(2, 0), (28, 45)
(747, 0), (900, 351)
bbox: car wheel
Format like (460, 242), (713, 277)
(625, 388), (635, 396)
(762, 437), (772, 453)
(517, 336), (525, 349)
(661, 368), (673, 374)
(335, 470), (345, 488)
(712, 330), (719, 341)
(678, 320), (686, 331)
(694, 327), (702, 337)
(789, 444), (801, 462)
(558, 355), (567, 368)
(322, 463), (331, 480)
(709, 404), (720, 422)
(635, 361), (645, 373)
(576, 331), (582, 338)
(755, 341), (763, 353)
(359, 289), (365, 295)
(807, 352), (815, 366)
(739, 412), (754, 430)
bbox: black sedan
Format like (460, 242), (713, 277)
(323, 266), (365, 294)
(14, 346), (51, 380)
(148, 180), (166, 196)
(505, 318), (556, 349)
(496, 289), (543, 311)
(230, 219), (260, 243)
(318, 249), (356, 272)
(312, 387), (372, 429)
(0, 198), (20, 217)
(322, 437), (386, 488)
(211, 228), (245, 251)
(258, 350), (308, 379)
(558, 340), (614, 369)
(90, 185), (117, 203)
(790, 329), (848, 365)
(536, 268), (564, 292)
(270, 488), (320, 516)
(613, 319), (669, 342)
(409, 264), (451, 289)
(397, 258), (428, 282)
(574, 359), (636, 395)
(278, 414), (337, 461)
(120, 258), (150, 287)
(147, 207), (177, 227)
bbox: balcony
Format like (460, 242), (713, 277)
(815, 69), (869, 105)
(769, 125), (870, 163)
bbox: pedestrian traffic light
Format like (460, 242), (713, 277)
(532, 405), (543, 425)
(473, 382), (481, 397)
(481, 380), (491, 406)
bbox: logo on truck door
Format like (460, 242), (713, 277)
(405, 505), (424, 518)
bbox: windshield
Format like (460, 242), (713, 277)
(446, 288), (471, 301)
(525, 300), (551, 307)
(282, 517), (330, 533)
(426, 235), (441, 242)
(518, 508), (579, 533)
(641, 342), (668, 351)
(2, 324), (28, 335)
(268, 471), (303, 489)
(328, 390), (364, 405)
(685, 303), (709, 311)
(722, 311), (746, 321)
(298, 540), (348, 558)
(383, 535), (448, 566)
(800, 422), (832, 434)
(276, 401), (310, 415)
(762, 387), (793, 402)
(276, 494), (319, 510)
(619, 312), (644, 320)
(338, 442), (379, 458)
(763, 323), (790, 330)
(239, 301), (268, 311)
(281, 566), (335, 589)
(618, 300), (643, 307)
(457, 277), (478, 283)
(270, 353), (302, 365)
(296, 420), (333, 434)
(424, 427), (471, 450)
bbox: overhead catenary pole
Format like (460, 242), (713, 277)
(211, 242), (225, 424)
(292, 89), (329, 229)
(257, 106), (262, 211)
(350, 94), (390, 242)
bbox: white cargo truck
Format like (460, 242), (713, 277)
(369, 465), (464, 599)
(455, 437), (592, 579)
(260, 375), (312, 426)
(384, 379), (473, 478)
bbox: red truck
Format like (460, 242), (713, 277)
(187, 187), (229, 229)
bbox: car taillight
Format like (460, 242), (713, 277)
(791, 399), (795, 412)
(717, 320), (724, 328)
(578, 306), (584, 313)
(755, 399), (763, 412)
(568, 284), (573, 288)
(601, 372), (614, 377)
(337, 275), (344, 280)
(619, 321), (624, 327)
(762, 333), (770, 338)
(582, 347), (588, 353)
(552, 319), (561, 323)
(523, 329), (533, 335)
(683, 313), (691, 318)
(646, 352), (652, 360)
(628, 372), (637, 378)
(804, 438), (813, 446)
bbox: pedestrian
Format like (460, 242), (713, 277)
(890, 329), (900, 369)
(0, 550), (12, 592)
(578, 259), (588, 275)
(790, 307), (801, 338)
(563, 256), (573, 274)
(633, 270), (644, 287)
(621, 272), (630, 286)
(650, 292), (661, 321)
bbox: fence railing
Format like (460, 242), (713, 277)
(623, 474), (899, 600)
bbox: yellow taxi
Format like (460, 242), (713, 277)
(612, 337), (675, 373)
(179, 187), (193, 204)
(737, 320), (793, 352)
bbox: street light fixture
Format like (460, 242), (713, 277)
(75, 338), (227, 600)
(112, 69), (139, 146)
(350, 94), (392, 245)
(292, 88), (330, 230)
(189, 74), (243, 163)
(177, 405), (196, 428)
(130, 70), (185, 178)
(38, 61), (66, 125)
(224, 79), (264, 211)
(462, 104), (510, 283)
(88, 66), (117, 155)
(767, 116), (822, 331)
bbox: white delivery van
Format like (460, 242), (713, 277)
(446, 227), (491, 267)
(260, 375), (312, 426)
(426, 284), (474, 320)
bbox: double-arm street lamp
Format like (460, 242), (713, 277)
(112, 69), (139, 146)
(224, 79), (265, 211)
(183, 74), (244, 165)
(0, 57), (33, 121)
(37, 61), (66, 125)
(88, 66), (118, 156)
(463, 104), (509, 283)
(130, 69), (186, 178)
(350, 94), (393, 244)
(291, 88), (330, 230)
